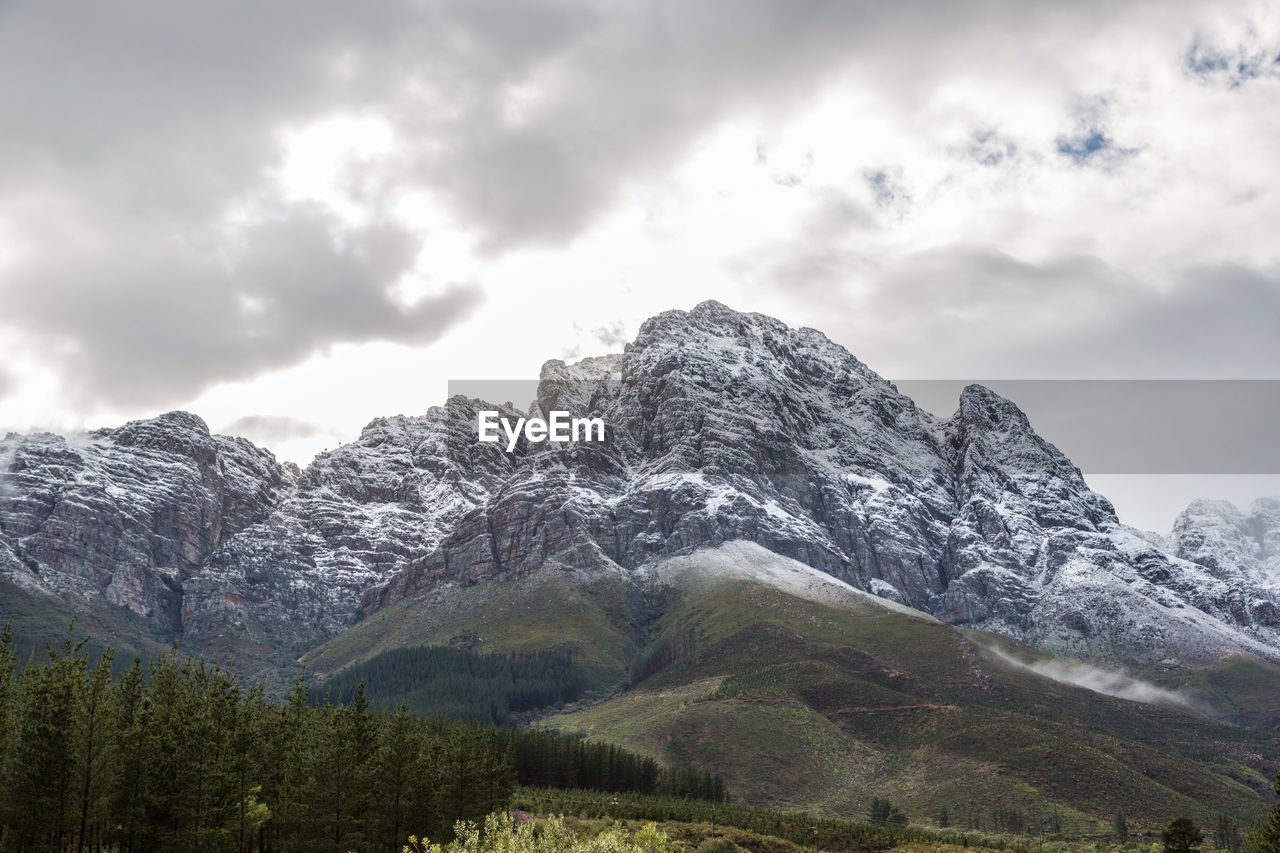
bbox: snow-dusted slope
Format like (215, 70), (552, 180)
(1165, 497), (1280, 630)
(650, 541), (940, 621)
(182, 398), (522, 645)
(0, 401), (521, 651)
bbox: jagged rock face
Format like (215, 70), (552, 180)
(181, 399), (521, 646)
(0, 401), (521, 652)
(1170, 498), (1280, 627)
(370, 304), (961, 614)
(5, 301), (1280, 671)
(368, 302), (1280, 668)
(0, 412), (293, 633)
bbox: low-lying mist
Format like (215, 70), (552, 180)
(980, 642), (1199, 709)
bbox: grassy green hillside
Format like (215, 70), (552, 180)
(0, 578), (171, 669)
(303, 549), (1280, 834)
(302, 567), (644, 693)
(1155, 656), (1280, 730)
(543, 573), (1277, 833)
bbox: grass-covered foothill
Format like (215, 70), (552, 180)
(302, 569), (641, 692)
(544, 574), (1280, 831)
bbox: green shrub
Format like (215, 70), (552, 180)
(405, 812), (682, 853)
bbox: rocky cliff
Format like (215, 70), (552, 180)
(0, 411), (293, 635)
(3, 302), (1278, 671)
(367, 302), (1280, 667)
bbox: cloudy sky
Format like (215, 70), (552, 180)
(1, 0), (1277, 530)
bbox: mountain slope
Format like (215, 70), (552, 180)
(537, 544), (1278, 831)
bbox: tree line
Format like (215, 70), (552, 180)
(501, 729), (725, 802)
(317, 645), (586, 726)
(0, 626), (724, 853)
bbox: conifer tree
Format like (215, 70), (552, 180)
(1163, 817), (1205, 853)
(339, 682), (377, 851)
(271, 674), (316, 852)
(229, 685), (270, 853)
(0, 620), (15, 823)
(109, 656), (150, 853)
(142, 649), (189, 851)
(7, 630), (86, 849)
(374, 704), (423, 852)
(74, 649), (115, 853)
(1216, 813), (1242, 853)
(1114, 812), (1129, 843)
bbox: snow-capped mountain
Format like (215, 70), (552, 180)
(1170, 497), (1280, 617)
(369, 302), (1280, 668)
(2, 302), (1278, 670)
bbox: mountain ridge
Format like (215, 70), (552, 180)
(2, 301), (1279, 678)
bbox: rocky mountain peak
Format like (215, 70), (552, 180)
(101, 410), (218, 463)
(5, 303), (1280, 673)
(955, 383), (1032, 429)
(944, 384), (1116, 530)
(1170, 497), (1280, 590)
(0, 412), (292, 632)
(627, 300), (884, 392)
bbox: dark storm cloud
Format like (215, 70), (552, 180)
(3, 0), (1111, 244)
(0, 0), (510, 406)
(4, 0), (926, 404)
(5, 206), (482, 406)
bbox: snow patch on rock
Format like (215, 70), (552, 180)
(650, 541), (940, 621)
